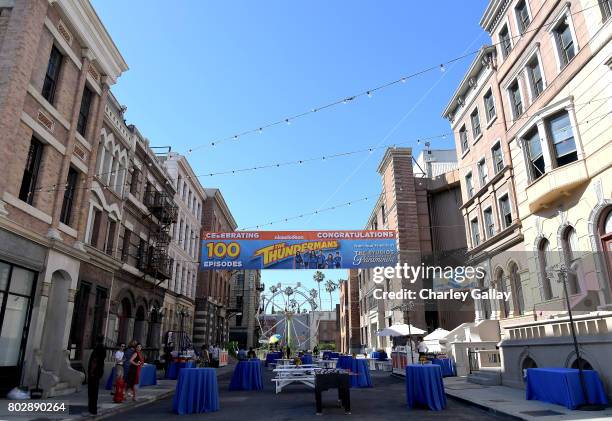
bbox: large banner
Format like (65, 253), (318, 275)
(200, 230), (397, 270)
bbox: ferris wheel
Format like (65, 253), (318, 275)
(257, 282), (318, 350)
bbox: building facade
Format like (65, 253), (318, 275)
(358, 147), (472, 352)
(160, 152), (206, 343)
(0, 0), (127, 396)
(339, 270), (361, 354)
(229, 270), (263, 348)
(443, 0), (612, 391)
(194, 188), (237, 348)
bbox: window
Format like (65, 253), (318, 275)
(524, 128), (545, 181)
(18, 137), (43, 205)
(76, 86), (93, 136)
(89, 208), (102, 247)
(471, 218), (480, 246)
(60, 167), (78, 225)
(41, 45), (63, 104)
(499, 194), (512, 228)
(484, 89), (496, 122)
(509, 80), (523, 117)
(515, 0), (531, 34)
(561, 227), (580, 294)
(477, 159), (488, 186)
(554, 17), (576, 68)
(121, 228), (131, 262)
(465, 172), (474, 198)
(526, 56), (544, 99)
(492, 142), (504, 174)
(471, 109), (481, 138)
(601, 0), (612, 21)
(130, 169), (140, 195)
(105, 220), (116, 255)
(381, 204), (386, 224)
(484, 207), (495, 238)
(459, 126), (469, 153)
(548, 111), (577, 167)
(538, 238), (553, 300)
(499, 25), (512, 58)
(137, 238), (147, 269)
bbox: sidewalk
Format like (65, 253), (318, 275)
(444, 377), (612, 421)
(0, 364), (235, 421)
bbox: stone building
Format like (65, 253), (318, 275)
(443, 0), (612, 391)
(228, 270), (263, 348)
(194, 188), (237, 347)
(159, 152), (206, 345)
(0, 0), (127, 396)
(357, 148), (472, 352)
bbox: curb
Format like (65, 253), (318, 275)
(445, 393), (525, 420)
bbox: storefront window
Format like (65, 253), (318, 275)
(0, 261), (37, 368)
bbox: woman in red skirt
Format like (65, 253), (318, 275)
(126, 343), (144, 401)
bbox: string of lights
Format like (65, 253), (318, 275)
(181, 1), (605, 153)
(29, 103), (611, 194)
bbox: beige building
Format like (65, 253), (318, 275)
(160, 152), (206, 344)
(443, 0), (612, 391)
(228, 270), (263, 348)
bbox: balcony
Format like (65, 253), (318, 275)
(144, 191), (178, 224)
(526, 159), (589, 212)
(139, 246), (173, 280)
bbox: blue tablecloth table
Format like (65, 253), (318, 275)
(322, 351), (340, 360)
(105, 364), (157, 390)
(264, 352), (283, 367)
(526, 368), (608, 409)
(166, 361), (195, 380)
(336, 357), (372, 388)
(405, 364), (447, 411)
(301, 354), (313, 365)
(172, 368), (219, 414)
(229, 360), (263, 391)
(371, 351), (388, 360)
(431, 358), (455, 377)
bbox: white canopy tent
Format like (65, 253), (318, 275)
(376, 324), (426, 337)
(422, 328), (450, 354)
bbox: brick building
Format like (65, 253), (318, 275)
(0, 0), (127, 396)
(194, 188), (237, 347)
(228, 270), (263, 348)
(339, 270), (360, 353)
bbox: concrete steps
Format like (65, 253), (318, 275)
(467, 369), (501, 386)
(48, 381), (77, 397)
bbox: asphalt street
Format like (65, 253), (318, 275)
(105, 368), (510, 420)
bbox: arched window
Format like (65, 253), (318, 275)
(521, 356), (538, 382)
(599, 208), (612, 285)
(509, 262), (525, 315)
(570, 357), (593, 370)
(538, 238), (553, 300)
(496, 268), (509, 318)
(561, 226), (580, 295)
(117, 297), (132, 345)
(478, 277), (491, 319)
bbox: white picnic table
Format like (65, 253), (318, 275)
(272, 365), (321, 393)
(316, 358), (338, 368)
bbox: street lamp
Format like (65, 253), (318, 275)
(547, 264), (604, 411)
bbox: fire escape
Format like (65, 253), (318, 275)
(140, 189), (178, 282)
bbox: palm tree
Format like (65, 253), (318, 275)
(325, 280), (337, 311)
(313, 271), (325, 308)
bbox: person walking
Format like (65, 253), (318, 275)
(87, 335), (106, 415)
(163, 342), (173, 377)
(126, 343), (144, 401)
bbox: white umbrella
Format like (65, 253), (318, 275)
(423, 328), (450, 354)
(377, 323), (426, 337)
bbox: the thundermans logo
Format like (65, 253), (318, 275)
(253, 241), (339, 267)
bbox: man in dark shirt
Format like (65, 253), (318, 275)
(87, 335), (107, 415)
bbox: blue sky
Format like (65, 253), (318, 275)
(92, 0), (489, 307)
